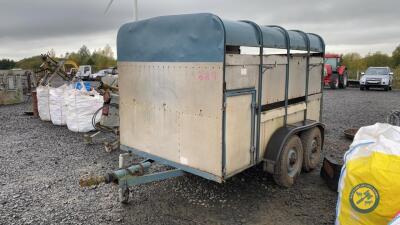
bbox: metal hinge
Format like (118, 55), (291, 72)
(251, 101), (257, 108)
(223, 102), (227, 111)
(308, 63), (321, 70)
(262, 64), (276, 74)
(250, 146), (255, 153)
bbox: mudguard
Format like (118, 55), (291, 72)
(263, 120), (325, 173)
(337, 65), (346, 75)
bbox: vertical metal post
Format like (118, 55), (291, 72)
(134, 0), (138, 21)
(26, 71), (32, 93)
(268, 26), (291, 126)
(118, 153), (132, 203)
(290, 30), (310, 123)
(241, 20), (263, 164)
(214, 16), (227, 178)
(308, 33), (326, 122)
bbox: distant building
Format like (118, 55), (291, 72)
(0, 69), (31, 105)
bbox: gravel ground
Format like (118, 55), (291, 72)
(1, 88), (399, 225)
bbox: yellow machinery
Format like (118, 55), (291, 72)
(34, 54), (78, 86)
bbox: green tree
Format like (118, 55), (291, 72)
(392, 45), (400, 68)
(77, 45), (91, 65)
(0, 59), (16, 69)
(102, 44), (114, 58)
(91, 52), (116, 72)
(342, 53), (367, 79)
(67, 52), (80, 65)
(392, 66), (400, 88)
(15, 56), (43, 70)
(65, 44), (116, 72)
(364, 52), (391, 67)
(87, 57), (95, 66)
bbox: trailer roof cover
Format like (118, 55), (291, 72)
(117, 13), (325, 62)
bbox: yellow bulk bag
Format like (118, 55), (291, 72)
(336, 123), (400, 225)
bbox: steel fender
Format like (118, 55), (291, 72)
(324, 64), (333, 75)
(337, 66), (346, 75)
(263, 122), (325, 173)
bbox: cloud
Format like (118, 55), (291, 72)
(1, 0), (399, 60)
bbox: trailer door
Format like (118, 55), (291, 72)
(224, 90), (256, 177)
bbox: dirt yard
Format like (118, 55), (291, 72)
(1, 88), (399, 225)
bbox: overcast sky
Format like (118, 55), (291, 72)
(1, 0), (399, 60)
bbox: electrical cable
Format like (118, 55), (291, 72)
(92, 103), (119, 133)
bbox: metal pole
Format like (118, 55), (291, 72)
(134, 0), (138, 21)
(241, 20), (263, 164)
(308, 33), (325, 122)
(268, 26), (290, 126)
(290, 30), (310, 123)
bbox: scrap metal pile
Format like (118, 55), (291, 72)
(32, 53), (120, 152)
(34, 54), (78, 86)
(84, 74), (120, 152)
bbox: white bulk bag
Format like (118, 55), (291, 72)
(49, 85), (69, 125)
(36, 86), (51, 121)
(66, 87), (103, 132)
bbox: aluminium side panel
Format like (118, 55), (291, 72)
(118, 62), (224, 178)
(261, 55), (288, 104)
(306, 93), (322, 121)
(259, 103), (307, 159)
(225, 54), (259, 91)
(225, 92), (254, 176)
(308, 57), (323, 95)
(288, 56), (307, 99)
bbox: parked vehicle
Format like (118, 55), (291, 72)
(63, 60), (79, 77)
(67, 67), (78, 77)
(90, 67), (118, 80)
(90, 69), (108, 80)
(323, 54), (348, 89)
(359, 67), (393, 91)
(75, 65), (92, 80)
(80, 13), (326, 203)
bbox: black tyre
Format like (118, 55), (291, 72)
(273, 135), (304, 188)
(329, 73), (339, 89)
(300, 128), (322, 172)
(339, 71), (348, 89)
(384, 86), (389, 91)
(360, 86), (365, 91)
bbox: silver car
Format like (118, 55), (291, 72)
(359, 67), (393, 91)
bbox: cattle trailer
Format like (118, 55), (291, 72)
(80, 13), (326, 203)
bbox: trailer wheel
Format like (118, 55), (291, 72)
(273, 135), (303, 188)
(300, 128), (322, 172)
(329, 74), (339, 89)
